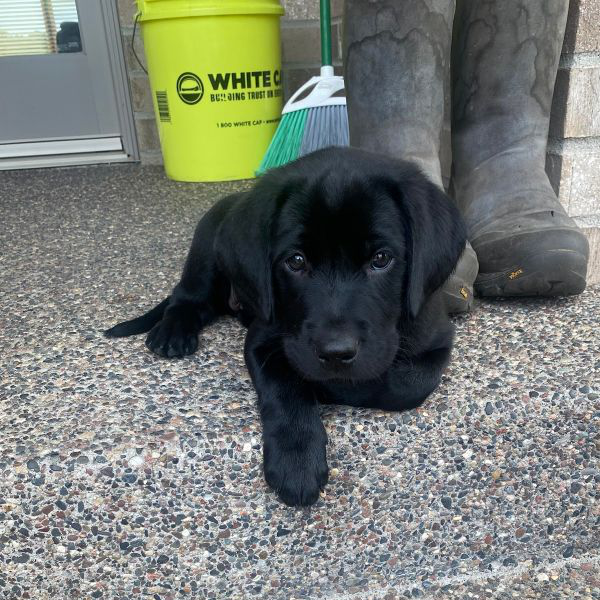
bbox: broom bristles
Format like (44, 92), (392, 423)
(257, 109), (308, 174)
(257, 104), (348, 175)
(299, 105), (349, 156)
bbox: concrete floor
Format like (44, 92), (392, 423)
(0, 164), (598, 600)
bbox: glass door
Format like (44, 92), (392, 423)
(0, 0), (138, 168)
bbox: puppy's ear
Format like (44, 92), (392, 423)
(214, 184), (281, 323)
(395, 170), (467, 318)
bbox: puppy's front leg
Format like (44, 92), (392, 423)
(146, 195), (238, 358)
(244, 322), (328, 507)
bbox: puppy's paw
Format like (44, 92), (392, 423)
(145, 314), (199, 358)
(263, 434), (329, 507)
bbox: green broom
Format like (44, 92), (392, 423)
(257, 0), (349, 174)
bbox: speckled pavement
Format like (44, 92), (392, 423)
(0, 164), (598, 600)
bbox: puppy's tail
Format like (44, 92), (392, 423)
(104, 296), (170, 338)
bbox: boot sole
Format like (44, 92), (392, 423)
(475, 247), (588, 297)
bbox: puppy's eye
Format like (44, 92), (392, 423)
(371, 251), (393, 270)
(285, 253), (307, 272)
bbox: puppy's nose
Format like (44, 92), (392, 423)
(316, 335), (359, 367)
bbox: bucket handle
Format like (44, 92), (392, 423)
(131, 12), (148, 75)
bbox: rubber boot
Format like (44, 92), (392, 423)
(451, 0), (589, 297)
(343, 0), (479, 314)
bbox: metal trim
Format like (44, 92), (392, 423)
(0, 137), (122, 158)
(0, 150), (130, 170)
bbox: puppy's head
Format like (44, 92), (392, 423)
(217, 148), (466, 382)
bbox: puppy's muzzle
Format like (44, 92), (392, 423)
(314, 332), (359, 369)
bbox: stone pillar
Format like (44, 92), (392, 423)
(117, 0), (163, 165)
(546, 0), (600, 283)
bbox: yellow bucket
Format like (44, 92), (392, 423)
(136, 0), (284, 181)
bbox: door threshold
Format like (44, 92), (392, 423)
(0, 151), (133, 171)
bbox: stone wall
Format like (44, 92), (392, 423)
(117, 0), (599, 282)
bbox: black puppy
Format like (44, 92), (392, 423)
(105, 147), (466, 506)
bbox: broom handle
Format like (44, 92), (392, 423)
(320, 0), (332, 66)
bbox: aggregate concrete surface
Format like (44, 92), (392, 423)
(0, 165), (598, 599)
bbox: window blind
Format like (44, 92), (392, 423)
(0, 0), (80, 57)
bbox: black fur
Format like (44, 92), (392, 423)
(105, 147), (466, 506)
